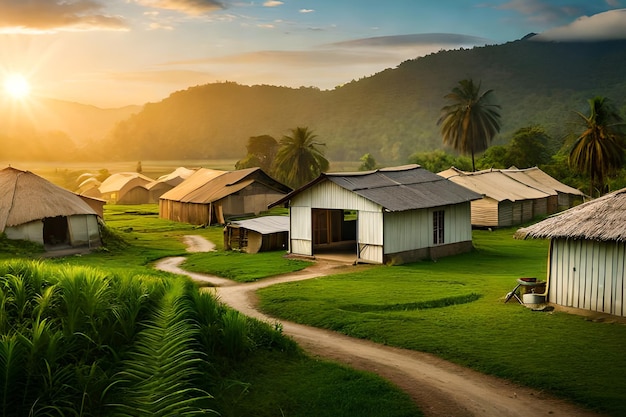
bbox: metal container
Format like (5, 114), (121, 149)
(523, 293), (546, 304)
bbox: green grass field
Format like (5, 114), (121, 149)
(0, 204), (422, 417)
(257, 228), (626, 416)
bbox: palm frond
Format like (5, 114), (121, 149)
(109, 280), (216, 416)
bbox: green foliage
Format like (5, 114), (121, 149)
(0, 233), (43, 259)
(569, 96), (626, 197)
(438, 79), (502, 171)
(358, 153), (378, 171)
(272, 127), (329, 188)
(407, 149), (472, 172)
(0, 259), (261, 416)
(235, 135), (278, 172)
(111, 279), (214, 416)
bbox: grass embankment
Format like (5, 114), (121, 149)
(257, 228), (626, 417)
(0, 205), (421, 417)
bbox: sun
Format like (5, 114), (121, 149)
(3, 73), (31, 100)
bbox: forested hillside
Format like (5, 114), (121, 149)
(100, 37), (626, 165)
(6, 37), (622, 165)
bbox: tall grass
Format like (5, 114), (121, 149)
(0, 259), (265, 416)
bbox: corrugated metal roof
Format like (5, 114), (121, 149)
(0, 167), (97, 231)
(507, 167), (585, 196)
(147, 167), (196, 190)
(98, 172), (153, 193)
(160, 167), (291, 203)
(275, 165), (481, 212)
(439, 167), (550, 202)
(229, 215), (289, 234)
(159, 168), (226, 200)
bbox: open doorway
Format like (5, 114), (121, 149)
(43, 216), (69, 246)
(311, 209), (357, 256)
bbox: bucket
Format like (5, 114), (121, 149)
(523, 293), (546, 304)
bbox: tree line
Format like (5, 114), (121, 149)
(243, 79), (626, 198)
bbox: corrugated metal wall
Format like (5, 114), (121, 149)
(383, 203), (471, 254)
(549, 239), (626, 317)
(289, 206), (312, 255)
(357, 210), (383, 263)
(471, 198), (499, 227)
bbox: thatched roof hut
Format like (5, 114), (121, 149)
(515, 188), (626, 241)
(0, 167), (101, 249)
(516, 188), (626, 317)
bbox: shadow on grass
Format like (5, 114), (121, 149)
(341, 293), (483, 312)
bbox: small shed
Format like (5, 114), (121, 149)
(160, 167), (291, 225)
(439, 167), (553, 227)
(270, 165), (481, 265)
(99, 172), (153, 204)
(0, 167), (101, 249)
(516, 188), (626, 317)
(224, 216), (289, 253)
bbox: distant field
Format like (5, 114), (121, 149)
(2, 159), (363, 189)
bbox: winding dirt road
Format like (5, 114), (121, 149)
(154, 236), (604, 417)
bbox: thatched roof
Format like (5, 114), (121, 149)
(0, 167), (97, 231)
(515, 187), (626, 242)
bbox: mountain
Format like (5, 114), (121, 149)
(10, 37), (626, 165)
(1, 98), (140, 161)
(100, 37), (626, 165)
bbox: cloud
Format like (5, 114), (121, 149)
(263, 1), (284, 7)
(497, 0), (583, 25)
(157, 32), (492, 90)
(300, 9), (314, 13)
(135, 0), (225, 16)
(532, 8), (626, 41)
(327, 33), (491, 48)
(0, 0), (128, 33)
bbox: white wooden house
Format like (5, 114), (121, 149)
(516, 188), (626, 317)
(270, 165), (481, 265)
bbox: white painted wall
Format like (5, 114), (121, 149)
(549, 239), (626, 317)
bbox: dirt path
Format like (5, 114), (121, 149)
(154, 235), (604, 417)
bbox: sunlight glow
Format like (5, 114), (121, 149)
(3, 73), (31, 99)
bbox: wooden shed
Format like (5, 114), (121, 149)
(0, 167), (101, 249)
(224, 216), (289, 253)
(516, 188), (626, 317)
(159, 167), (291, 225)
(439, 167), (553, 227)
(270, 165), (481, 265)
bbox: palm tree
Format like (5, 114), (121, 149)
(437, 79), (501, 171)
(272, 127), (329, 188)
(569, 96), (625, 197)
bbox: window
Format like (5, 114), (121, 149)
(433, 210), (445, 245)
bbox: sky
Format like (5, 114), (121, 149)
(0, 0), (625, 108)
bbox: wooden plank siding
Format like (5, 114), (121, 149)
(549, 239), (626, 317)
